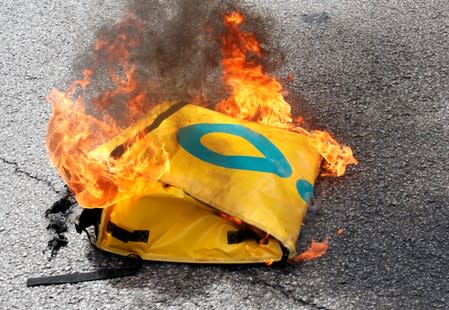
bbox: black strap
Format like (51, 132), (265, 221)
(26, 255), (142, 287)
(26, 267), (138, 286)
(107, 221), (149, 243)
(142, 101), (189, 135)
(27, 228), (142, 287)
(110, 101), (189, 159)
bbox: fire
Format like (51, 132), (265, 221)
(217, 12), (357, 176)
(216, 12), (292, 128)
(47, 11), (356, 263)
(214, 13), (356, 260)
(294, 238), (330, 263)
(46, 15), (167, 208)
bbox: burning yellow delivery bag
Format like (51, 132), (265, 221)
(89, 102), (321, 263)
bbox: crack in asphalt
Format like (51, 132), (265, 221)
(0, 157), (61, 194)
(255, 278), (331, 310)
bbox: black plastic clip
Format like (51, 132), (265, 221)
(107, 221), (149, 243)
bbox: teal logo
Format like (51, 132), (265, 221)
(296, 179), (314, 203)
(177, 123), (314, 203)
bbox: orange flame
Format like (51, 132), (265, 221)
(46, 15), (167, 208)
(217, 12), (357, 176)
(219, 212), (243, 225)
(47, 11), (357, 210)
(216, 12), (292, 128)
(294, 238), (330, 263)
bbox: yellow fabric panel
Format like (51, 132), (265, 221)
(96, 183), (283, 263)
(93, 102), (321, 261)
(156, 104), (320, 257)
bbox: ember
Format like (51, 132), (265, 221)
(337, 227), (345, 237)
(294, 238), (330, 263)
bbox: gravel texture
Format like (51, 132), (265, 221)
(1, 1), (448, 309)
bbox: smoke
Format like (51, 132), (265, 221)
(72, 0), (278, 127)
(128, 0), (225, 105)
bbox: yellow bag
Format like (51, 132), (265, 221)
(89, 102), (321, 263)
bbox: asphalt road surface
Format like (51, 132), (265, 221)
(1, 1), (448, 309)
